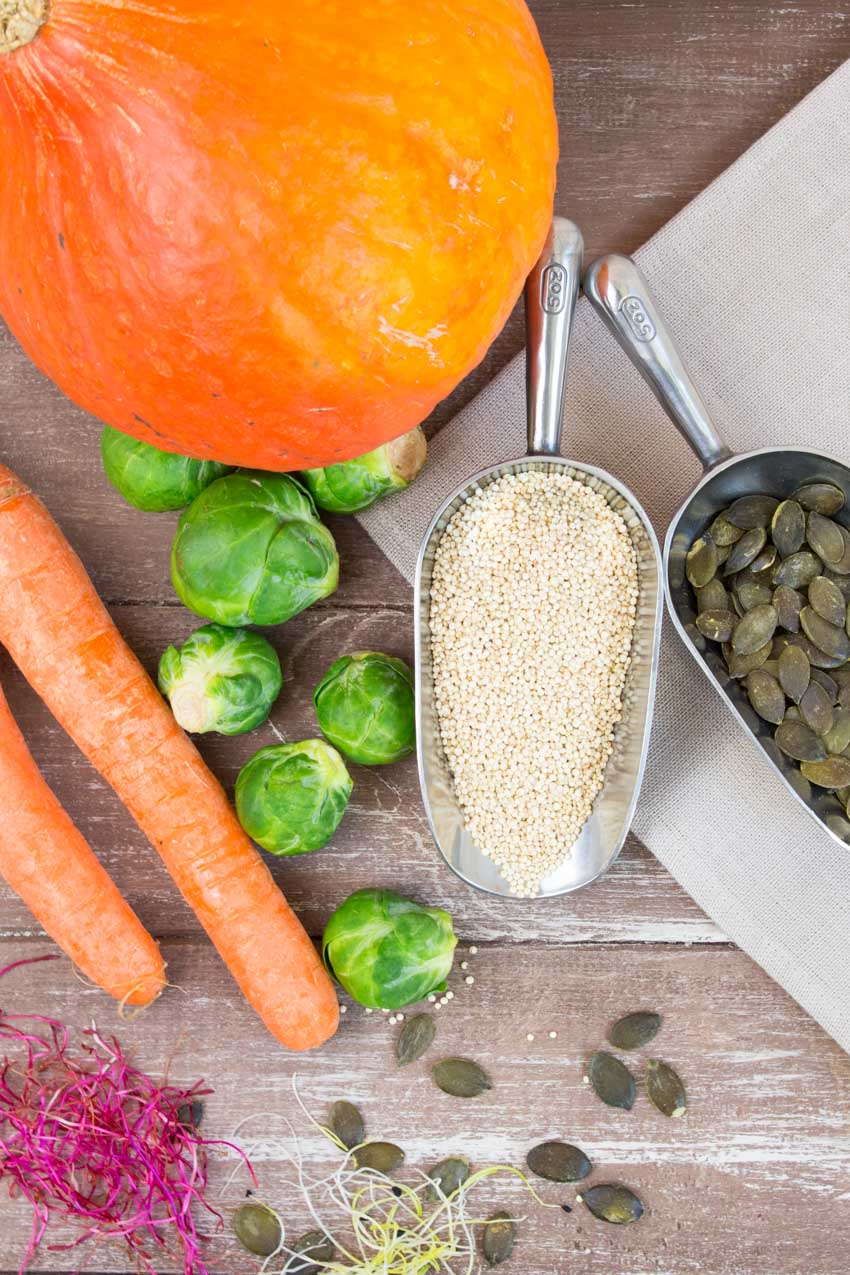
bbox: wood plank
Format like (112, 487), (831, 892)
(0, 602), (721, 946)
(0, 939), (847, 1274)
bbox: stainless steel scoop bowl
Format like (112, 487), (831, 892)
(584, 252), (850, 845)
(414, 219), (663, 898)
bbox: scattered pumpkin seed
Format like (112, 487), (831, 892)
(286, 1232), (336, 1275)
(784, 631), (848, 670)
(709, 514), (744, 546)
(586, 1051), (636, 1111)
(773, 550), (822, 589)
(735, 578), (774, 611)
(771, 500), (806, 556)
(526, 1140), (591, 1183)
(800, 607), (850, 661)
(775, 719), (828, 763)
(800, 680), (835, 736)
(746, 669), (786, 725)
(777, 644), (810, 702)
(233, 1202), (283, 1258)
(807, 512), (845, 566)
(354, 1141), (405, 1174)
(839, 684), (850, 710)
(607, 1010), (662, 1051)
(831, 526), (850, 575)
(801, 756), (850, 789)
(396, 1013), (436, 1067)
(329, 1100), (365, 1151)
(724, 640), (772, 677)
(426, 1156), (470, 1200)
(482, 1212), (516, 1267)
(792, 482), (845, 515)
(726, 494), (778, 529)
(645, 1058), (687, 1117)
(749, 544), (777, 574)
(432, 1058), (493, 1098)
(773, 584), (804, 632)
(695, 609), (736, 642)
(731, 604), (778, 655)
(578, 1184), (644, 1225)
(697, 579), (732, 613)
(686, 536), (719, 588)
(809, 667), (839, 702)
(808, 575), (846, 627)
(725, 527), (767, 574)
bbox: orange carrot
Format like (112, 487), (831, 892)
(0, 466), (338, 1051)
(0, 678), (165, 1006)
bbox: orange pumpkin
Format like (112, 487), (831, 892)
(0, 0), (557, 470)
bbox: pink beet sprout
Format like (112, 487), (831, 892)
(0, 956), (255, 1275)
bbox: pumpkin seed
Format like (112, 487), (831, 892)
(826, 814), (850, 842)
(645, 1058), (687, 1117)
(785, 631), (849, 670)
(826, 562), (850, 594)
(724, 527), (767, 575)
(708, 514), (744, 546)
(807, 512), (845, 566)
(792, 482), (845, 515)
(526, 1140), (591, 1183)
(696, 579), (732, 613)
(578, 1184), (644, 1225)
(286, 1232), (336, 1275)
(808, 575), (846, 627)
(773, 584), (804, 632)
(831, 525), (850, 575)
(735, 578), (773, 611)
(726, 494), (779, 529)
(724, 640), (772, 678)
(695, 609), (736, 643)
(746, 669), (786, 725)
(801, 755), (850, 788)
(775, 719), (827, 762)
(822, 708), (850, 755)
(426, 1156), (470, 1200)
(586, 1051), (636, 1111)
(396, 1013), (436, 1066)
(234, 1202), (283, 1258)
(482, 1212), (515, 1267)
(432, 1058), (492, 1098)
(330, 1100), (365, 1151)
(773, 550), (822, 589)
(786, 766), (813, 802)
(354, 1141), (405, 1174)
(801, 607), (850, 661)
(800, 680), (834, 736)
(809, 667), (839, 702)
(607, 1010), (662, 1051)
(771, 500), (806, 556)
(749, 545), (777, 574)
(784, 703), (802, 721)
(731, 604), (778, 655)
(839, 684), (850, 710)
(686, 535), (719, 588)
(777, 644), (810, 702)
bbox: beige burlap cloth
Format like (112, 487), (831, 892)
(360, 60), (850, 1052)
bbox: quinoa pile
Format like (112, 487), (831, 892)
(429, 470), (639, 895)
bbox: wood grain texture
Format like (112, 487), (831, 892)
(1, 943), (850, 1275)
(1, 0), (850, 1271)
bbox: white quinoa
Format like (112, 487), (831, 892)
(430, 470), (638, 896)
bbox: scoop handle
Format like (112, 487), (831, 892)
(583, 253), (731, 471)
(526, 217), (584, 456)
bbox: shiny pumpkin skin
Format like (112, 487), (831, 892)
(0, 0), (557, 470)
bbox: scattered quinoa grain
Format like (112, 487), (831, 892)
(428, 995), (437, 1003)
(340, 1005), (347, 1014)
(527, 1033), (535, 1042)
(469, 947), (478, 955)
(460, 961), (468, 971)
(549, 1030), (557, 1039)
(465, 976), (475, 986)
(430, 471), (638, 895)
(446, 991), (454, 1001)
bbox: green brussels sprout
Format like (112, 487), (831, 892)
(322, 888), (457, 1009)
(158, 624), (282, 735)
(171, 470), (339, 626)
(314, 651), (415, 765)
(101, 426), (233, 512)
(302, 427), (427, 514)
(235, 739), (352, 855)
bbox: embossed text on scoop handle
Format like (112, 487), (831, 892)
(583, 253), (732, 471)
(525, 217), (584, 457)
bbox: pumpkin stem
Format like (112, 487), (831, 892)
(0, 0), (47, 55)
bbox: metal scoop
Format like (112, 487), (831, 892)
(414, 219), (663, 897)
(584, 252), (850, 845)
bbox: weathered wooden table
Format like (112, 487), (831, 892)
(2, 3), (850, 1272)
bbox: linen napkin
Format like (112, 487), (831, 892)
(359, 58), (850, 1054)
